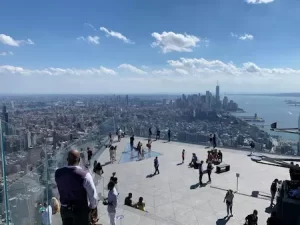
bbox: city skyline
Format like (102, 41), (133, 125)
(1, 0), (300, 93)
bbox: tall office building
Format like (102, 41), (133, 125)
(205, 91), (210, 104)
(223, 96), (229, 109)
(2, 105), (9, 134)
(205, 91), (212, 110)
(27, 131), (32, 148)
(126, 95), (129, 106)
(216, 84), (220, 102)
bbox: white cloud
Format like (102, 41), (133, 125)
(231, 33), (254, 40)
(167, 58), (300, 78)
(0, 51), (13, 56)
(151, 31), (202, 53)
(152, 69), (173, 75)
(84, 23), (97, 31)
(246, 0), (275, 4)
(76, 36), (100, 45)
(175, 68), (189, 75)
(100, 27), (134, 44)
(0, 65), (117, 76)
(0, 34), (35, 47)
(118, 64), (147, 75)
(239, 34), (254, 40)
(2, 59), (300, 93)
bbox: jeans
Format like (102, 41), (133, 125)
(108, 212), (116, 225)
(199, 172), (203, 184)
(207, 171), (211, 182)
(154, 166), (160, 174)
(226, 201), (233, 215)
(60, 206), (90, 225)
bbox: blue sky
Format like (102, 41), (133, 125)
(1, 0), (300, 94)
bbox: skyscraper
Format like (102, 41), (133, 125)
(216, 84), (220, 102)
(2, 105), (6, 119)
(2, 105), (9, 134)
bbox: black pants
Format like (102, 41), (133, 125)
(61, 206), (90, 225)
(199, 172), (203, 185)
(154, 166), (160, 174)
(226, 201), (233, 215)
(207, 171), (211, 182)
(168, 136), (170, 142)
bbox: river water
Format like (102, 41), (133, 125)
(229, 95), (300, 143)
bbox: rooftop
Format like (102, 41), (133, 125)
(54, 137), (290, 225)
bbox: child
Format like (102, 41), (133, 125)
(182, 149), (185, 163)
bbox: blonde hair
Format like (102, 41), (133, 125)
(51, 197), (61, 214)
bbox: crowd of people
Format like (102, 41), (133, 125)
(50, 130), (286, 225)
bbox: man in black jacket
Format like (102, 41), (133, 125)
(207, 162), (213, 183)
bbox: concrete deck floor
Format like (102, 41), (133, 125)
(78, 136), (290, 225)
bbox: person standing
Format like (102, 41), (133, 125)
(270, 179), (278, 207)
(209, 134), (213, 147)
(87, 147), (92, 166)
(156, 128), (160, 140)
(93, 162), (104, 186)
(55, 150), (98, 225)
(109, 132), (113, 146)
(148, 127), (152, 139)
(212, 134), (217, 149)
(154, 156), (160, 175)
(168, 129), (171, 142)
(117, 129), (121, 142)
(146, 139), (152, 151)
(245, 210), (258, 225)
(130, 135), (134, 150)
(224, 189), (234, 217)
(218, 150), (223, 163)
(182, 149), (185, 163)
(107, 181), (118, 225)
(199, 160), (204, 186)
(249, 141), (255, 156)
(207, 162), (213, 183)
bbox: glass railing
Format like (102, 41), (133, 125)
(0, 116), (297, 225)
(0, 117), (115, 225)
(115, 118), (299, 156)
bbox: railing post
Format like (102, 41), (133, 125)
(113, 116), (116, 133)
(0, 119), (10, 225)
(44, 142), (50, 225)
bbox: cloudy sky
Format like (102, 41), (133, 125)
(1, 0), (300, 94)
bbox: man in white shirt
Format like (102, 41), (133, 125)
(107, 181), (118, 225)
